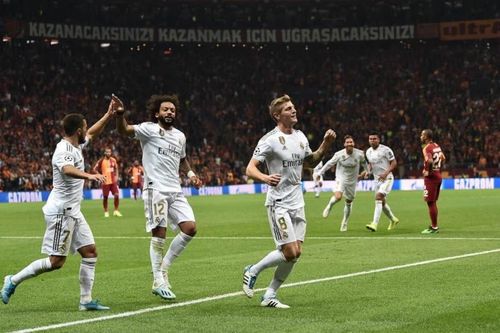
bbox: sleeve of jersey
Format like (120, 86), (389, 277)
(252, 139), (271, 163)
(302, 133), (313, 157)
(54, 149), (75, 172)
(386, 147), (396, 161)
(133, 123), (149, 141)
(422, 147), (432, 170)
(359, 151), (368, 170)
(180, 134), (187, 159)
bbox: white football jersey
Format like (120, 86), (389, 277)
(252, 127), (312, 209)
(43, 138), (89, 217)
(365, 144), (395, 178)
(134, 122), (186, 192)
(319, 148), (366, 184)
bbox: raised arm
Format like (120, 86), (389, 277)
(304, 129), (336, 168)
(86, 98), (117, 141)
(113, 94), (135, 137)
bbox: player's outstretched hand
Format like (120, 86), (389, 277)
(323, 129), (336, 145)
(266, 174), (281, 187)
(89, 173), (106, 184)
(190, 175), (203, 189)
(111, 94), (125, 115)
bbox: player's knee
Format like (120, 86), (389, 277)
(180, 222), (196, 237)
(186, 228), (197, 237)
(334, 192), (343, 200)
(79, 244), (98, 258)
(49, 257), (66, 270)
(282, 247), (300, 261)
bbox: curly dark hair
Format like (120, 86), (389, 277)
(146, 94), (180, 123)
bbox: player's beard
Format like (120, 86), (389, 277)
(158, 116), (175, 128)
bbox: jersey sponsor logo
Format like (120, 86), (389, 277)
(282, 153), (304, 167)
(158, 145), (181, 158)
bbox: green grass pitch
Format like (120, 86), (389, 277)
(0, 190), (499, 332)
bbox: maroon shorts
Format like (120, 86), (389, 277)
(423, 177), (442, 202)
(102, 183), (119, 197)
(132, 182), (142, 190)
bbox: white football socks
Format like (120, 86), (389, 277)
(382, 203), (396, 220)
(343, 202), (352, 222)
(150, 237), (166, 286)
(11, 257), (52, 285)
(161, 232), (193, 272)
(373, 200), (383, 225)
(264, 260), (296, 299)
(80, 257), (97, 304)
(250, 250), (286, 276)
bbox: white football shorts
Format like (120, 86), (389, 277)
(41, 211), (94, 256)
(143, 188), (195, 233)
(334, 180), (357, 201)
(266, 204), (306, 249)
(373, 176), (394, 196)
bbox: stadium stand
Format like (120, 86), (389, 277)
(0, 1), (498, 190)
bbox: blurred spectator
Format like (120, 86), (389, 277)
(0, 29), (498, 190)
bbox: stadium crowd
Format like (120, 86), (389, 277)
(1, 0), (499, 192)
(1, 38), (498, 192)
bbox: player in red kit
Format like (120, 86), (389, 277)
(93, 148), (122, 218)
(420, 129), (446, 234)
(128, 160), (144, 200)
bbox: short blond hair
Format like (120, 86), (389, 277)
(268, 94), (291, 123)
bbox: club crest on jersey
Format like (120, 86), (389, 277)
(300, 142), (305, 150)
(159, 129), (165, 136)
(279, 136), (287, 150)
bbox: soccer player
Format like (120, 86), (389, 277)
(93, 148), (122, 217)
(319, 135), (367, 232)
(115, 94), (202, 301)
(243, 94), (336, 308)
(420, 129), (446, 234)
(312, 161), (324, 198)
(365, 133), (400, 232)
(129, 160), (144, 200)
(1, 98), (118, 310)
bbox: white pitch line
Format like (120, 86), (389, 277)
(1, 236), (500, 241)
(9, 248), (500, 333)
